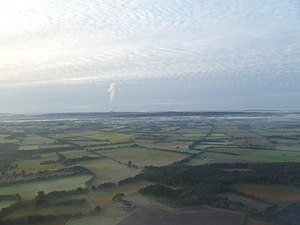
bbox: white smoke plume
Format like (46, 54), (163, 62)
(108, 83), (116, 111)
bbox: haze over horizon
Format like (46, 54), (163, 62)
(1, 0), (299, 113)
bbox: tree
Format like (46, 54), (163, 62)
(35, 191), (48, 206)
(94, 205), (101, 213)
(128, 161), (132, 167)
(112, 193), (125, 202)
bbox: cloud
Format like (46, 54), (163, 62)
(0, 0), (299, 89)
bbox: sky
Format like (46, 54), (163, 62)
(0, 0), (299, 113)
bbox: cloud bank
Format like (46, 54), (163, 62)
(0, 0), (299, 90)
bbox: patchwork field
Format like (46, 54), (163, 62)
(97, 148), (189, 167)
(1, 112), (300, 225)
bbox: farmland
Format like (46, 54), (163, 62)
(0, 174), (92, 199)
(97, 148), (189, 167)
(77, 158), (139, 185)
(0, 111), (299, 225)
(233, 184), (300, 205)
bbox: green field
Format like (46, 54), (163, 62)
(19, 135), (57, 151)
(6, 201), (93, 220)
(0, 200), (16, 210)
(202, 150), (300, 163)
(0, 174), (92, 199)
(87, 133), (135, 143)
(61, 150), (99, 159)
(0, 134), (18, 144)
(21, 135), (57, 145)
(206, 147), (258, 155)
(97, 148), (189, 167)
(77, 158), (139, 185)
(9, 153), (64, 173)
(68, 206), (130, 225)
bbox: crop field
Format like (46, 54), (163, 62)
(6, 201), (93, 220)
(0, 174), (92, 199)
(39, 144), (72, 149)
(36, 219), (68, 225)
(18, 145), (40, 151)
(185, 157), (211, 165)
(97, 148), (189, 167)
(176, 126), (212, 134)
(220, 193), (271, 211)
(0, 134), (18, 144)
(86, 133), (135, 143)
(84, 143), (136, 150)
(117, 207), (245, 225)
(247, 219), (272, 225)
(167, 134), (205, 141)
(201, 150), (300, 163)
(21, 135), (57, 145)
(0, 143), (19, 170)
(9, 158), (64, 173)
(67, 206), (131, 225)
(276, 201), (300, 225)
(61, 150), (99, 159)
(18, 135), (57, 151)
(153, 141), (190, 149)
(206, 147), (258, 155)
(233, 184), (300, 204)
(77, 158), (140, 185)
(86, 180), (154, 208)
(71, 140), (109, 147)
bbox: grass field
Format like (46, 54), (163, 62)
(18, 135), (57, 151)
(0, 134), (18, 144)
(87, 133), (135, 143)
(0, 200), (16, 210)
(202, 150), (300, 163)
(21, 135), (57, 145)
(61, 150), (99, 159)
(233, 184), (300, 204)
(9, 153), (64, 173)
(117, 206), (245, 225)
(6, 201), (93, 220)
(77, 158), (139, 185)
(97, 148), (189, 167)
(67, 205), (131, 225)
(247, 218), (272, 225)
(185, 157), (211, 165)
(35, 219), (68, 225)
(86, 180), (154, 208)
(206, 147), (257, 155)
(71, 141), (109, 147)
(0, 174), (92, 199)
(18, 145), (40, 151)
